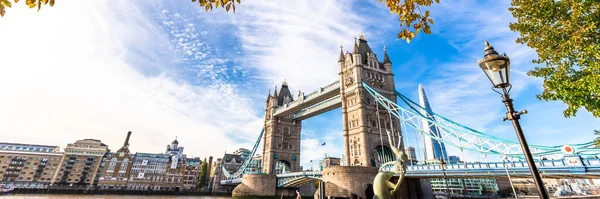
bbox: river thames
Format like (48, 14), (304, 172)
(2, 195), (232, 199)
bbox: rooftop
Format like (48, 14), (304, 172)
(0, 142), (59, 149)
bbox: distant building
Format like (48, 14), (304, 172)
(183, 157), (201, 190)
(126, 137), (186, 191)
(233, 148), (251, 161)
(430, 178), (499, 196)
(165, 138), (185, 170)
(127, 152), (173, 190)
(448, 156), (461, 164)
(52, 139), (109, 186)
(0, 142), (63, 188)
(245, 154), (262, 173)
(222, 154), (243, 174)
(405, 146), (418, 164)
(319, 157), (341, 170)
(418, 84), (448, 162)
(98, 131), (135, 190)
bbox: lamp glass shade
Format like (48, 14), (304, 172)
(479, 58), (510, 88)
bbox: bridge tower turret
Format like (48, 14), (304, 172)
(339, 33), (402, 167)
(262, 81), (302, 174)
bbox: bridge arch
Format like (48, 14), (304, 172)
(372, 145), (394, 167)
(275, 160), (291, 174)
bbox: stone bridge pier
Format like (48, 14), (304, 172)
(315, 166), (433, 199)
(231, 173), (317, 198)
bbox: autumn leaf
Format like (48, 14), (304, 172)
(0, 0), (55, 17)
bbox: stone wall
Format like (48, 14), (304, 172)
(321, 166), (378, 198)
(232, 173), (277, 197)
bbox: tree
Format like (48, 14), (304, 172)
(197, 157), (208, 189)
(509, 0), (600, 118)
(0, 0), (54, 17)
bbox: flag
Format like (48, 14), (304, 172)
(322, 142), (326, 146)
(310, 160), (313, 163)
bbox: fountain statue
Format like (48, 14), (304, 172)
(373, 131), (408, 199)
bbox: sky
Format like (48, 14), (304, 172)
(0, 0), (598, 170)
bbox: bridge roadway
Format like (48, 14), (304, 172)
(221, 156), (600, 188)
(273, 80), (340, 119)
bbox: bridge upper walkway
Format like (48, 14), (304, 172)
(273, 81), (340, 118)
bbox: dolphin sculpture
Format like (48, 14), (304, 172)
(373, 131), (409, 199)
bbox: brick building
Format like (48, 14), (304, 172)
(183, 157), (201, 189)
(98, 131), (135, 190)
(51, 139), (109, 186)
(0, 142), (63, 188)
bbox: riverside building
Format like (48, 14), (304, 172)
(51, 139), (109, 186)
(0, 142), (63, 188)
(98, 131), (135, 190)
(127, 152), (173, 190)
(183, 157), (201, 189)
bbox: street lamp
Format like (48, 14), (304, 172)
(477, 41), (549, 199)
(440, 160), (451, 198)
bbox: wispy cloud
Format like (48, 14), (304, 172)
(0, 0), (261, 159)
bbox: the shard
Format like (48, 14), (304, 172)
(418, 84), (448, 162)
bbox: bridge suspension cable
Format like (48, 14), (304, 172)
(361, 81), (600, 158)
(221, 128), (264, 179)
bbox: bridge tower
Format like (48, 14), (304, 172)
(262, 81), (302, 174)
(339, 33), (402, 167)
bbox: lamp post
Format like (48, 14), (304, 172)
(440, 160), (451, 198)
(477, 41), (549, 199)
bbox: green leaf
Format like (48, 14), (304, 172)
(427, 18), (434, 25)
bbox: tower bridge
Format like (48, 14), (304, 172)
(212, 34), (600, 199)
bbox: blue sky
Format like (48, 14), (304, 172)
(0, 0), (598, 169)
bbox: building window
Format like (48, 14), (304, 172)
(107, 158), (117, 172)
(119, 158), (129, 173)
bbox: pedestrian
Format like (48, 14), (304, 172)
(296, 190), (301, 199)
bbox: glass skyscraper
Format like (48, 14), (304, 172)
(418, 84), (448, 161)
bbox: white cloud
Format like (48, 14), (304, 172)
(229, 0), (387, 92)
(0, 1), (262, 159)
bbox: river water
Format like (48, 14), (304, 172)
(2, 195), (232, 199)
